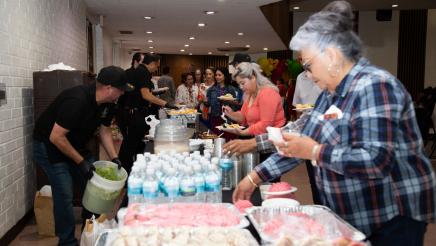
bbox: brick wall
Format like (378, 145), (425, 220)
(0, 0), (87, 237)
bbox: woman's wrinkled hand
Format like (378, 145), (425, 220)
(272, 132), (319, 159)
(232, 176), (256, 203)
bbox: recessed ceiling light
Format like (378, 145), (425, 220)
(224, 41), (230, 44)
(208, 51), (212, 55)
(180, 49), (185, 52)
(204, 11), (216, 15)
(245, 44), (250, 48)
(189, 36), (195, 40)
(237, 32), (244, 36)
(184, 44), (190, 47)
(149, 46), (154, 49)
(147, 40), (153, 43)
(144, 16), (153, 20)
(263, 47), (268, 51)
(392, 4), (399, 8)
(293, 6), (300, 10)
(198, 23), (206, 27)
(150, 51), (154, 54)
(189, 53), (193, 55)
(146, 31), (152, 34)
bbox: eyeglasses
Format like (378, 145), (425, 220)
(302, 52), (322, 73)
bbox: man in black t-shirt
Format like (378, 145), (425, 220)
(117, 53), (177, 173)
(33, 66), (133, 246)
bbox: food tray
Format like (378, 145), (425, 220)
(95, 227), (259, 246)
(247, 205), (366, 244)
(123, 203), (250, 229)
(169, 113), (198, 126)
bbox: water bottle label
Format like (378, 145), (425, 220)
(205, 182), (220, 192)
(143, 182), (158, 198)
(128, 186), (142, 195)
(180, 185), (196, 196)
(196, 185), (205, 193)
(166, 188), (179, 197)
(219, 159), (233, 171)
(143, 191), (158, 198)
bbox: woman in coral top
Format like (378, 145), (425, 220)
(223, 62), (286, 136)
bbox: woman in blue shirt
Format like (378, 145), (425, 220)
(206, 67), (238, 138)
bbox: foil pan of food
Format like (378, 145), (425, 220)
(95, 227), (259, 246)
(247, 205), (367, 245)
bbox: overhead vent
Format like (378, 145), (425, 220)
(217, 47), (249, 52)
(131, 48), (141, 51)
(119, 30), (133, 35)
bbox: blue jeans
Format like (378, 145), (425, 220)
(33, 141), (94, 246)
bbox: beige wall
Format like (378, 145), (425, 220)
(293, 11), (400, 76)
(358, 11), (399, 76)
(103, 30), (113, 67)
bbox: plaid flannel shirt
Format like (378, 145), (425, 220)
(254, 58), (436, 235)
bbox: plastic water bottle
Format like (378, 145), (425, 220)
(163, 167), (180, 202)
(193, 164), (206, 202)
(127, 167), (143, 204)
(219, 155), (234, 190)
(205, 164), (221, 203)
(180, 166), (196, 202)
(142, 168), (159, 204)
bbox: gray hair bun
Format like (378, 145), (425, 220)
(290, 0), (362, 62)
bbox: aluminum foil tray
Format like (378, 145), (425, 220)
(95, 227), (259, 246)
(247, 205), (366, 244)
(124, 203), (250, 229)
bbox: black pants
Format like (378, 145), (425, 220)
(368, 216), (427, 246)
(116, 108), (150, 174)
(305, 160), (322, 205)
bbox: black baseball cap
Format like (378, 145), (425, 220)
(230, 53), (251, 66)
(97, 66), (134, 92)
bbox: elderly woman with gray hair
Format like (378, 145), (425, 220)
(233, 1), (436, 245)
(222, 62), (286, 136)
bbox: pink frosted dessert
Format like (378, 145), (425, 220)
(263, 212), (325, 240)
(234, 200), (253, 213)
(267, 182), (294, 199)
(268, 182), (293, 192)
(124, 203), (241, 227)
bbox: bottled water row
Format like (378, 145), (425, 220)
(127, 150), (223, 205)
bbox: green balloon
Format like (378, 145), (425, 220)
(289, 60), (303, 79)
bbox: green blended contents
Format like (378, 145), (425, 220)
(95, 166), (122, 181)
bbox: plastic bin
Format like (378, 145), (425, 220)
(82, 161), (127, 214)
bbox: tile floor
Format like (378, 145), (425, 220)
(9, 164), (436, 245)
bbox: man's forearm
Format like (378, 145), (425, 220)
(100, 126), (118, 160)
(50, 136), (84, 164)
(141, 88), (167, 106)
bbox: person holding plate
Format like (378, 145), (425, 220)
(175, 72), (199, 108)
(222, 62), (286, 136)
(205, 67), (238, 140)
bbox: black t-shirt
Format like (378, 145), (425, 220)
(117, 67), (136, 106)
(121, 64), (154, 109)
(33, 84), (114, 163)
